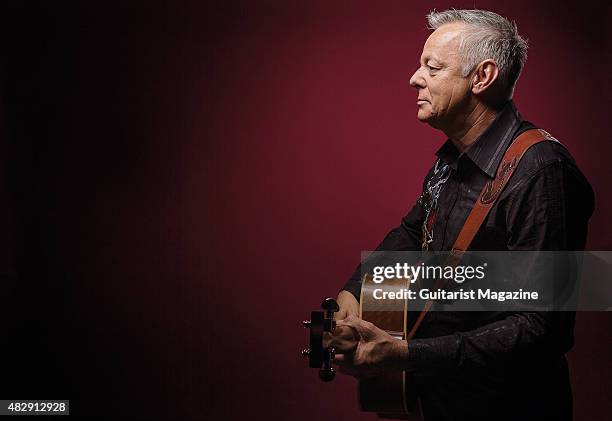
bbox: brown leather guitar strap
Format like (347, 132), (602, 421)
(406, 128), (559, 340)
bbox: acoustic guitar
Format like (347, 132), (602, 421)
(301, 273), (423, 420)
(358, 273), (423, 419)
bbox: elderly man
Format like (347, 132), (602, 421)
(331, 9), (594, 421)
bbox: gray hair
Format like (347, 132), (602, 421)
(426, 9), (528, 98)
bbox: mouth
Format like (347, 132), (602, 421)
(417, 99), (429, 105)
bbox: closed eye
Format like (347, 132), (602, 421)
(427, 66), (440, 76)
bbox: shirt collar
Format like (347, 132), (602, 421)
(435, 100), (523, 179)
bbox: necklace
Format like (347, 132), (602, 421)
(420, 159), (451, 250)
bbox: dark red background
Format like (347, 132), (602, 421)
(0, 1), (610, 420)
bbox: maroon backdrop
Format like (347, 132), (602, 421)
(1, 1), (610, 420)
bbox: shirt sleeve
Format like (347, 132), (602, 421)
(407, 160), (594, 371)
(341, 196), (426, 300)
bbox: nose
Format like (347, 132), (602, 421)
(409, 67), (425, 89)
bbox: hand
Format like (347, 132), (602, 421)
(334, 290), (360, 320)
(331, 315), (409, 379)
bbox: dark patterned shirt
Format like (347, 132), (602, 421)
(342, 100), (594, 421)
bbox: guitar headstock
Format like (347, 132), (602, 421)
(301, 297), (339, 381)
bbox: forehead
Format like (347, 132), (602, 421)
(421, 22), (466, 63)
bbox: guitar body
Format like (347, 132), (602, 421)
(358, 275), (423, 420)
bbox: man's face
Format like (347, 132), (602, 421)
(409, 23), (473, 129)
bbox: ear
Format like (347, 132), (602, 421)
(471, 59), (499, 95)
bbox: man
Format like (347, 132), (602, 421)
(331, 9), (594, 421)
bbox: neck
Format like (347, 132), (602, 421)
(444, 103), (499, 153)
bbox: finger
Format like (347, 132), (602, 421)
(336, 318), (369, 339)
(330, 329), (359, 354)
(330, 339), (357, 354)
(333, 351), (357, 368)
(336, 314), (358, 324)
(334, 324), (358, 338)
(322, 331), (333, 348)
(337, 315), (370, 329)
(332, 324), (358, 340)
(335, 319), (359, 330)
(333, 354), (348, 364)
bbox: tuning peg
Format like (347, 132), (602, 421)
(301, 348), (310, 358)
(302, 320), (312, 328)
(319, 367), (336, 382)
(321, 298), (339, 313)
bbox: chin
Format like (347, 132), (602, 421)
(416, 104), (435, 121)
(417, 113), (443, 130)
(416, 111), (433, 123)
